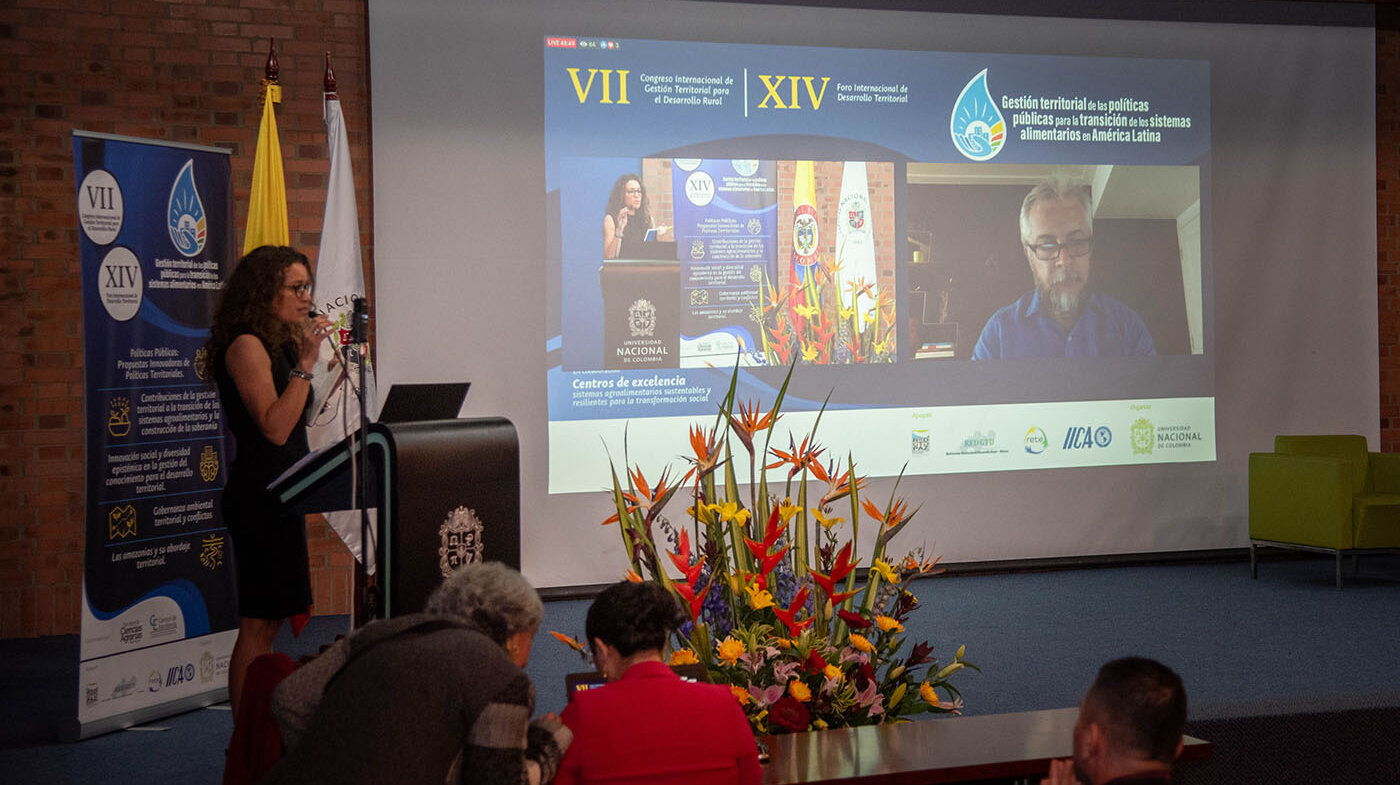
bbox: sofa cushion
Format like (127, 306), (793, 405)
(1353, 493), (1400, 549)
(1276, 435), (1369, 496)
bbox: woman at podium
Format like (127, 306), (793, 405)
(602, 172), (660, 260)
(206, 245), (333, 716)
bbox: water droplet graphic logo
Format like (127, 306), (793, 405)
(950, 69), (1006, 162)
(167, 160), (207, 257)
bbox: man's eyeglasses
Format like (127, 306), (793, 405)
(283, 283), (313, 297)
(1026, 237), (1092, 262)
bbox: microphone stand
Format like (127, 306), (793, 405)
(350, 296), (378, 621)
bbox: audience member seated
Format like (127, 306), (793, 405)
(1042, 656), (1187, 785)
(555, 581), (761, 785)
(264, 561), (570, 785)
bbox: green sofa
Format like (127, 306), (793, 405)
(1249, 434), (1400, 588)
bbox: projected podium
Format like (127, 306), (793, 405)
(272, 418), (520, 619)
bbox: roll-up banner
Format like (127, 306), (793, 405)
(71, 132), (237, 739)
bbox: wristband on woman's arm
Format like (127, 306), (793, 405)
(289, 368), (313, 382)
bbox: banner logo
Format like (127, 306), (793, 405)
(198, 445), (219, 482)
(1064, 426), (1112, 450)
(689, 239), (706, 260)
(77, 169), (123, 245)
(108, 505), (137, 540)
(167, 160), (207, 257)
(732, 159), (759, 177)
(685, 170), (715, 207)
(1024, 427), (1048, 454)
(950, 69), (1006, 162)
(199, 534), (224, 570)
(200, 651), (215, 683)
(98, 247), (143, 322)
(1131, 418), (1155, 455)
(911, 429), (930, 455)
(107, 396), (131, 437)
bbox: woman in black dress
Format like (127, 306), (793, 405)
(602, 173), (655, 260)
(205, 245), (332, 716)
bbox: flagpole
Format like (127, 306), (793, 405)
(322, 53), (380, 625)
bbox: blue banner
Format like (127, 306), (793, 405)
(72, 132), (237, 733)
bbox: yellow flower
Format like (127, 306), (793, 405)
(774, 638), (793, 649)
(848, 633), (874, 653)
(920, 681), (939, 706)
(777, 499), (801, 523)
(812, 508), (843, 530)
(709, 501), (751, 527)
(871, 558), (901, 584)
(730, 685), (751, 705)
(788, 679), (812, 702)
(668, 648), (699, 666)
(745, 585), (776, 610)
(823, 664), (842, 682)
(717, 636), (746, 666)
(794, 304), (819, 320)
(801, 343), (820, 362)
(812, 718), (829, 730)
(875, 615), (904, 634)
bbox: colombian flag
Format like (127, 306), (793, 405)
(790, 161), (819, 285)
(243, 77), (289, 254)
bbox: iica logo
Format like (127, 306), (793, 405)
(1063, 426), (1112, 449)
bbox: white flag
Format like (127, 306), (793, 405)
(307, 83), (380, 570)
(836, 161), (878, 333)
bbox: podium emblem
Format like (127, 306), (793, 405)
(628, 299), (657, 338)
(439, 505), (486, 576)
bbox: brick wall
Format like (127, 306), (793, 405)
(0, 0), (371, 638)
(1380, 27), (1400, 452)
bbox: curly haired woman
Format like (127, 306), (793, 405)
(205, 245), (334, 716)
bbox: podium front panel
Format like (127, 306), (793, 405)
(378, 417), (520, 617)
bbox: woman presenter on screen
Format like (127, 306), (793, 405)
(205, 245), (332, 717)
(555, 581), (762, 785)
(602, 173), (661, 259)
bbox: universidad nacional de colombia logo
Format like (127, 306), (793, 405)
(1131, 417), (1155, 456)
(950, 69), (1006, 162)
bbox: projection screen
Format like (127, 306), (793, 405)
(367, 0), (1376, 588)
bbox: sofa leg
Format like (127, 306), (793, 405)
(1250, 543), (1257, 579)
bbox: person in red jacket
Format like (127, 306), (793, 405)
(555, 581), (762, 785)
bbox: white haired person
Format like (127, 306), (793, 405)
(265, 562), (570, 785)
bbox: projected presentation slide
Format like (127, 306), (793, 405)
(544, 35), (1214, 494)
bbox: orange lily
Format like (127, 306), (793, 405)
(728, 399), (776, 455)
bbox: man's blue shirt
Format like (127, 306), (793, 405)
(971, 290), (1155, 359)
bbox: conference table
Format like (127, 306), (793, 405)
(760, 707), (1211, 784)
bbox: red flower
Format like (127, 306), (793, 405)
(769, 696), (811, 733)
(802, 650), (827, 674)
(772, 586), (814, 637)
(837, 609), (872, 629)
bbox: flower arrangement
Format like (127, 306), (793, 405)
(755, 252), (897, 366)
(557, 365), (975, 734)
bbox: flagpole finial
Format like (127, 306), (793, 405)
(264, 38), (279, 83)
(324, 52), (337, 95)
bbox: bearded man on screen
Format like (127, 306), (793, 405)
(972, 177), (1155, 360)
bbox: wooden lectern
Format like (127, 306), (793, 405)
(271, 418), (520, 622)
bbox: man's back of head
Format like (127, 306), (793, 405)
(1053, 656), (1186, 785)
